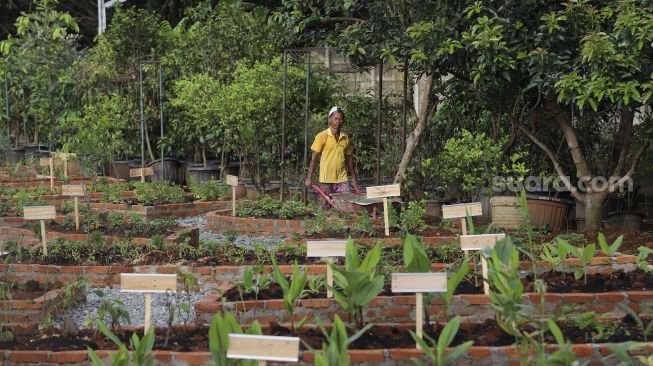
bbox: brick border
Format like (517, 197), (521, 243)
(0, 225), (200, 248)
(0, 342), (651, 365)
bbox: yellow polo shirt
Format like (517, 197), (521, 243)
(311, 127), (353, 183)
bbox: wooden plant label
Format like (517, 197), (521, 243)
(129, 167), (154, 182)
(62, 184), (85, 231)
(391, 272), (447, 349)
(441, 202), (483, 219)
(307, 240), (347, 298)
(54, 152), (76, 178)
(227, 334), (300, 364)
(366, 183), (401, 236)
(39, 157), (55, 190)
(120, 273), (177, 332)
(23, 206), (56, 256)
(226, 175), (239, 216)
(460, 233), (506, 295)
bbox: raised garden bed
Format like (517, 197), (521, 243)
(0, 323), (651, 366)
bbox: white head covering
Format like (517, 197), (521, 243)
(328, 106), (344, 118)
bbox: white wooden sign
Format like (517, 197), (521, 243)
(226, 175), (239, 216)
(62, 185), (86, 231)
(307, 240), (347, 298)
(120, 273), (177, 332)
(392, 272), (447, 349)
(366, 184), (401, 236)
(23, 206), (56, 256)
(441, 202), (483, 219)
(460, 233), (505, 295)
(227, 334), (300, 364)
(54, 152), (76, 178)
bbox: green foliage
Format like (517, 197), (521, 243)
(236, 265), (272, 308)
(305, 315), (372, 366)
(402, 234), (430, 272)
(238, 196), (310, 219)
(410, 316), (473, 366)
(188, 178), (228, 200)
(598, 233), (624, 257)
(133, 182), (184, 205)
(556, 237), (596, 283)
(617, 303), (653, 342)
(331, 240), (384, 330)
(637, 246), (653, 272)
(208, 312), (262, 366)
(400, 200), (428, 233)
(271, 258), (308, 330)
(87, 321), (155, 366)
(352, 211), (376, 236)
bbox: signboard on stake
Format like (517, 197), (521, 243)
(120, 273), (177, 332)
(23, 206), (56, 256)
(306, 240), (347, 298)
(391, 272), (447, 349)
(227, 334), (300, 365)
(442, 202), (483, 261)
(366, 183), (401, 236)
(226, 175), (239, 216)
(39, 157), (55, 190)
(460, 233), (506, 295)
(62, 184), (86, 231)
(54, 152), (76, 178)
(129, 167), (154, 182)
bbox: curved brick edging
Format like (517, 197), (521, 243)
(0, 255), (640, 289)
(90, 200), (231, 219)
(1, 342), (651, 365)
(0, 225), (199, 248)
(194, 290), (653, 325)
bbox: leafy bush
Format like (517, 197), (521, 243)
(133, 182), (184, 205)
(188, 178), (228, 200)
(238, 195), (310, 219)
(400, 200), (428, 233)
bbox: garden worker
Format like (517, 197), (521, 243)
(305, 106), (360, 209)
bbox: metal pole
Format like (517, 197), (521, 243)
(303, 52), (311, 201)
(158, 63), (164, 166)
(97, 0), (102, 34)
(21, 88), (26, 145)
(376, 61), (383, 185)
(281, 51), (287, 202)
(402, 60), (408, 154)
(4, 69), (9, 139)
(139, 62), (145, 174)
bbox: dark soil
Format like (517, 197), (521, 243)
(225, 270), (653, 301)
(3, 280), (56, 300)
(3, 316), (648, 352)
(45, 221), (178, 238)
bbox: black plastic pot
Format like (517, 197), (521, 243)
(148, 157), (181, 184)
(186, 163), (220, 183)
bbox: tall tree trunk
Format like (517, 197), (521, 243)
(584, 192), (608, 233)
(394, 75), (435, 183)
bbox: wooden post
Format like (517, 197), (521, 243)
(144, 293), (152, 333)
(120, 273), (177, 333)
(325, 257), (334, 298)
(40, 220), (47, 256)
(226, 175), (239, 217)
(306, 240), (347, 299)
(461, 217), (468, 261)
(49, 158), (54, 190)
(74, 196), (79, 231)
(62, 185), (85, 231)
(24, 206), (56, 257)
(391, 272), (447, 349)
(366, 184), (401, 237)
(460, 233), (506, 295)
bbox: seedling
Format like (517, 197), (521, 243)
(556, 237), (595, 284)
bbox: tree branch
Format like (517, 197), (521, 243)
(612, 108), (634, 177)
(518, 125), (585, 203)
(545, 95), (593, 179)
(609, 125), (653, 193)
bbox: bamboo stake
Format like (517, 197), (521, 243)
(326, 257), (333, 298)
(144, 293), (152, 333)
(416, 292), (423, 350)
(74, 196), (80, 231)
(383, 197), (389, 236)
(40, 220), (48, 256)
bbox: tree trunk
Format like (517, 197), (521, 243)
(394, 75), (435, 183)
(584, 192), (608, 232)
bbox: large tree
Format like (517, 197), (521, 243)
(286, 0), (653, 231)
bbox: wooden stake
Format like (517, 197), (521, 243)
(232, 186), (236, 217)
(144, 293), (152, 333)
(481, 257), (490, 295)
(416, 292), (423, 349)
(72, 196), (79, 231)
(40, 220), (48, 256)
(49, 158), (54, 190)
(63, 158), (68, 179)
(461, 218), (469, 261)
(383, 197), (389, 236)
(326, 257), (334, 298)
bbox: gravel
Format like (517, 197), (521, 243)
(54, 287), (208, 329)
(176, 214), (285, 248)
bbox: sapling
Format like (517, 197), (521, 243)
(409, 316), (473, 366)
(236, 265), (271, 318)
(88, 321), (156, 366)
(302, 315), (371, 366)
(637, 246), (653, 272)
(208, 312), (262, 366)
(556, 237), (595, 284)
(618, 303), (653, 342)
(271, 257), (308, 331)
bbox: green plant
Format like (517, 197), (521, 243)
(569, 311), (620, 342)
(400, 200), (428, 233)
(637, 246), (653, 272)
(271, 258), (308, 331)
(305, 210), (329, 235)
(208, 312), (262, 366)
(438, 218), (454, 229)
(598, 233), (624, 257)
(352, 211), (376, 236)
(0, 281), (14, 341)
(410, 316), (473, 366)
(88, 290), (131, 331)
(133, 182), (184, 206)
(539, 242), (569, 268)
(303, 315), (372, 366)
(236, 265), (272, 318)
(188, 177), (228, 200)
(556, 237), (596, 284)
(306, 274), (327, 295)
(618, 303), (653, 342)
(87, 321), (155, 366)
(331, 240), (384, 330)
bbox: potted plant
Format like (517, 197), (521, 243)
(604, 187), (644, 231)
